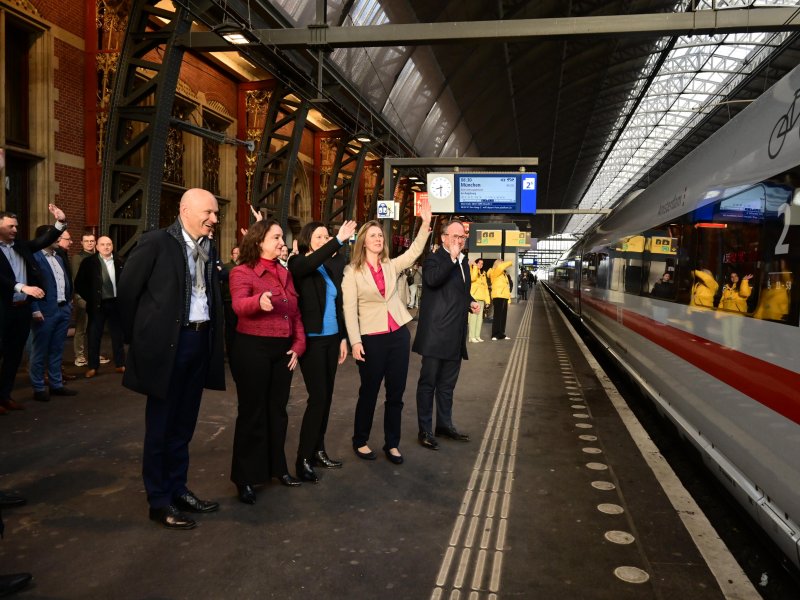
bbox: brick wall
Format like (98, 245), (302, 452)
(35, 0), (84, 38)
(54, 38), (84, 156)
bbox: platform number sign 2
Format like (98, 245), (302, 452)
(522, 177), (535, 191)
(775, 203), (791, 255)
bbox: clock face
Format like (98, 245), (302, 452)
(430, 176), (452, 199)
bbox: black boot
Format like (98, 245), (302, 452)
(313, 450), (343, 469)
(296, 458), (319, 483)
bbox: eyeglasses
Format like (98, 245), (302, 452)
(447, 234), (467, 241)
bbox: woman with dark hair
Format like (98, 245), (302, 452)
(341, 199), (431, 465)
(288, 218), (358, 483)
(229, 219), (306, 504)
(720, 271), (753, 313)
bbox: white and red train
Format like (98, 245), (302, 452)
(545, 63), (800, 568)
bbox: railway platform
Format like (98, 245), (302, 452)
(0, 286), (758, 599)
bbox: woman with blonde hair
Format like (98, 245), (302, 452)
(341, 199), (432, 464)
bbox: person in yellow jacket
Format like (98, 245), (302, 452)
(690, 268), (718, 308)
(468, 258), (490, 342)
(719, 272), (752, 313)
(487, 259), (513, 340)
(753, 272), (791, 322)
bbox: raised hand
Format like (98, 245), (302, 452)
(336, 220), (358, 243)
(418, 197), (432, 224)
(48, 204), (66, 223)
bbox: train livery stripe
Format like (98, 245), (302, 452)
(580, 294), (800, 426)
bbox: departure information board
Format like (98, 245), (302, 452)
(454, 173), (537, 214)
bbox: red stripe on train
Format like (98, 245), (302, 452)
(580, 293), (800, 426)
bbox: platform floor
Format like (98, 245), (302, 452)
(0, 287), (755, 599)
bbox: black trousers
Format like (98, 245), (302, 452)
(230, 333), (294, 484)
(142, 328), (209, 509)
(416, 355), (462, 433)
(223, 300), (237, 358)
(0, 304), (31, 399)
(353, 326), (410, 450)
(298, 334), (340, 460)
(87, 298), (125, 369)
(491, 298), (509, 339)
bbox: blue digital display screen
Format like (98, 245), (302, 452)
(454, 173), (537, 214)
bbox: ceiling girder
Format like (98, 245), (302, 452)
(178, 8), (800, 51)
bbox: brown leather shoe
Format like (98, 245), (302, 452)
(1, 399), (25, 411)
(0, 405), (7, 416)
(85, 369), (97, 379)
(115, 366), (125, 373)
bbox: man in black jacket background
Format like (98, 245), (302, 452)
(412, 219), (480, 450)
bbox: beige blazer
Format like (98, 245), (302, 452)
(342, 227), (430, 345)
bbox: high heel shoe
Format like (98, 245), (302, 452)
(237, 484), (256, 504)
(278, 474), (302, 487)
(296, 458), (319, 483)
(383, 447), (404, 465)
(313, 450), (343, 469)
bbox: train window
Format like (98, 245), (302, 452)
(753, 173), (800, 325)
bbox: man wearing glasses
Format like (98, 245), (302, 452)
(412, 220), (480, 450)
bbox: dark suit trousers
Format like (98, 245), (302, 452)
(87, 299), (125, 369)
(142, 328), (209, 509)
(353, 326), (410, 450)
(0, 304), (32, 399)
(230, 333), (294, 484)
(298, 334), (340, 460)
(491, 298), (509, 339)
(416, 355), (462, 433)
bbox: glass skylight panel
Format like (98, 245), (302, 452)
(565, 6), (800, 236)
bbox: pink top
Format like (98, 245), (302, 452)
(367, 261), (400, 334)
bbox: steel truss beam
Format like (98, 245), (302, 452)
(251, 83), (310, 230)
(101, 0), (194, 255)
(322, 135), (370, 227)
(178, 8), (800, 51)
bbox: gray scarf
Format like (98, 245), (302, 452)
(180, 222), (209, 293)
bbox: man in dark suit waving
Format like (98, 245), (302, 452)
(413, 219), (480, 450)
(0, 204), (68, 413)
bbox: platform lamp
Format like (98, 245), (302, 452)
(212, 20), (258, 45)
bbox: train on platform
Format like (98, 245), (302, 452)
(544, 63), (800, 569)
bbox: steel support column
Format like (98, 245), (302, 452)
(322, 135), (369, 227)
(250, 83), (310, 229)
(100, 0), (194, 255)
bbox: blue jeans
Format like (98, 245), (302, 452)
(29, 303), (72, 391)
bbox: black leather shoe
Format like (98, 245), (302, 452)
(278, 474), (301, 487)
(0, 573), (32, 596)
(418, 431), (439, 450)
(353, 446), (377, 460)
(296, 459), (319, 483)
(50, 386), (78, 397)
(237, 484), (256, 505)
(0, 492), (26, 508)
(383, 447), (404, 465)
(33, 390), (50, 402)
(435, 426), (470, 442)
(148, 505), (196, 530)
(313, 450), (343, 469)
(174, 490), (219, 513)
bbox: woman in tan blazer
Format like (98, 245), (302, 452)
(342, 199), (432, 464)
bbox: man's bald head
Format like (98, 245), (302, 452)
(179, 188), (219, 239)
(97, 236), (113, 259)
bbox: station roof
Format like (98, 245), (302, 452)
(192, 0), (800, 248)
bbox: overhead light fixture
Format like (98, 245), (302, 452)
(213, 20), (257, 45)
(356, 133), (371, 143)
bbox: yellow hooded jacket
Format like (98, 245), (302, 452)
(487, 260), (513, 300)
(470, 265), (490, 304)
